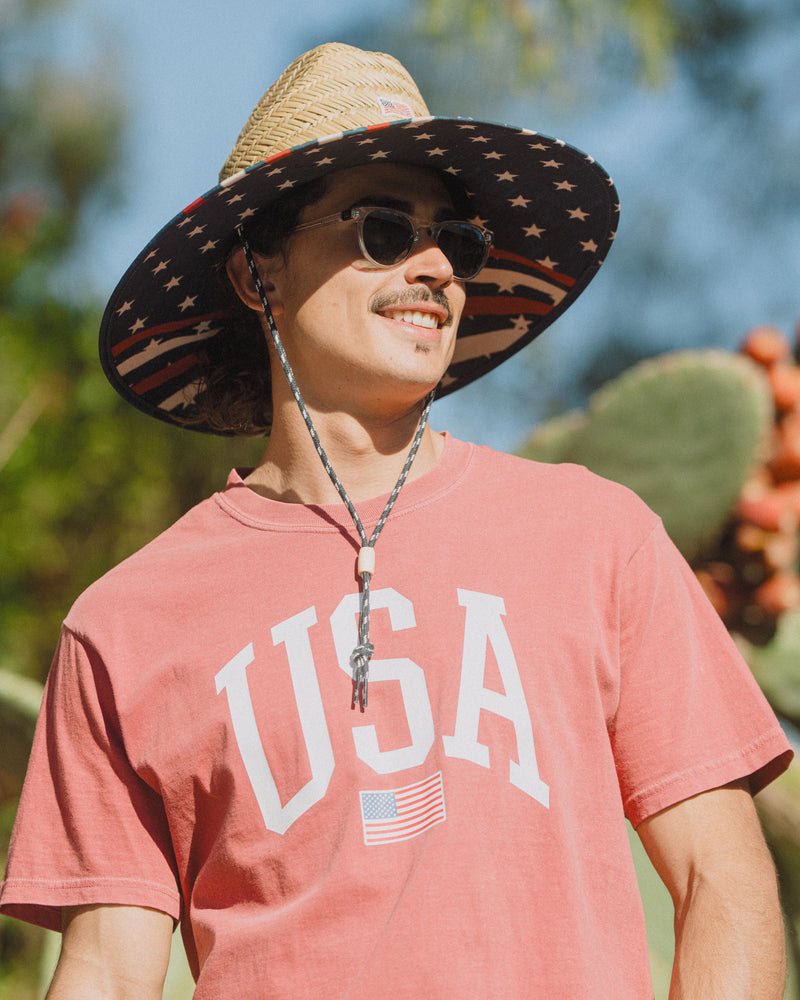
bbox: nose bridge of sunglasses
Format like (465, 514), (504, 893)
(403, 225), (456, 273)
(414, 219), (460, 257)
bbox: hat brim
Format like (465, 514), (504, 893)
(100, 116), (619, 434)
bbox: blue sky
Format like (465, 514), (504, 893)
(41, 0), (800, 450)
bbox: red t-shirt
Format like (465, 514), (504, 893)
(1, 436), (791, 998)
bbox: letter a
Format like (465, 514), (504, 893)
(442, 590), (549, 807)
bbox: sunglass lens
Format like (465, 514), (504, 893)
(436, 223), (487, 280)
(361, 210), (416, 265)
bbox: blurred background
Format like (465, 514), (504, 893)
(1, 0), (798, 996)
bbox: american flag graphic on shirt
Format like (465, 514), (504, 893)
(359, 771), (446, 845)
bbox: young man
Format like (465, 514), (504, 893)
(1, 42), (792, 999)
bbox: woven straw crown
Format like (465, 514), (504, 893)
(220, 44), (430, 180)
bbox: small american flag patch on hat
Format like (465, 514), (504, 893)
(378, 96), (413, 118)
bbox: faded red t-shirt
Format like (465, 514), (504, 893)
(1, 436), (791, 998)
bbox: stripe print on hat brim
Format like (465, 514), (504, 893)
(100, 116), (619, 435)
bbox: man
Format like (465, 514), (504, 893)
(0, 42), (792, 999)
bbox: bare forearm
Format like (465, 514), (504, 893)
(638, 782), (786, 1000)
(668, 865), (785, 999)
(46, 904), (172, 1000)
(46, 953), (166, 1000)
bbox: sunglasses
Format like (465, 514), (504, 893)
(290, 206), (493, 281)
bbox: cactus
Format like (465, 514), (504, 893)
(689, 325), (800, 642)
(520, 350), (773, 564)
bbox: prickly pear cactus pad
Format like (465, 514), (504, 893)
(521, 350), (772, 563)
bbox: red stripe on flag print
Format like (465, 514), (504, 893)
(131, 353), (199, 395)
(359, 772), (446, 846)
(463, 296), (554, 318)
(487, 247), (576, 284)
(113, 311), (230, 356)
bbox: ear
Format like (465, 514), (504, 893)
(225, 247), (284, 316)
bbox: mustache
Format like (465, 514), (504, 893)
(370, 287), (453, 325)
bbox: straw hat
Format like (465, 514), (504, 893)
(99, 42), (619, 434)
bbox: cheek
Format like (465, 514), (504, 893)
(452, 285), (467, 319)
(277, 277), (362, 361)
(279, 242), (364, 326)
(448, 287), (467, 335)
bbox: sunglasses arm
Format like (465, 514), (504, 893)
(290, 210), (352, 236)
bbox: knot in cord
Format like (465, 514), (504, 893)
(350, 639), (375, 709)
(237, 226), (435, 712)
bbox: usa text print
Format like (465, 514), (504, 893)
(442, 590), (549, 807)
(214, 607), (335, 835)
(215, 588), (549, 834)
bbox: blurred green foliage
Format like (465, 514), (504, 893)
(418, 0), (677, 87)
(0, 0), (259, 688)
(1, 1), (258, 992)
(414, 0), (767, 98)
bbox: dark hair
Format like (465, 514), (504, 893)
(179, 176), (330, 436)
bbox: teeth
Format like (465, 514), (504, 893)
(389, 310), (439, 329)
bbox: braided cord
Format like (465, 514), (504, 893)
(238, 228), (435, 709)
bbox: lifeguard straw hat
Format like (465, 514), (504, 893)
(99, 42), (619, 435)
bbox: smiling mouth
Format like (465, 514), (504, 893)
(387, 309), (441, 330)
(372, 287), (452, 331)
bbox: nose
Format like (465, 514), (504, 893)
(402, 231), (454, 287)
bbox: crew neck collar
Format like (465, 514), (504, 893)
(215, 433), (473, 532)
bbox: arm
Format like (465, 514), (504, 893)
(637, 779), (785, 1000)
(46, 904), (173, 1000)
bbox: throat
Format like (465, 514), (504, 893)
(249, 414), (444, 506)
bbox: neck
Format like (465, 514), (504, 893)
(245, 396), (443, 505)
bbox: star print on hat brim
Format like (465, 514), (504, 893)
(99, 50), (619, 436)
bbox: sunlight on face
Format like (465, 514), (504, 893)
(262, 163), (467, 421)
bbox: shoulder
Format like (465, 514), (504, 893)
(64, 488), (227, 637)
(462, 441), (659, 537)
(465, 439), (629, 494)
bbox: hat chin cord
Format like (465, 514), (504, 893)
(237, 227), (435, 710)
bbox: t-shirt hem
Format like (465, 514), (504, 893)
(624, 729), (793, 828)
(0, 875), (182, 931)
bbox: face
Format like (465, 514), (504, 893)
(250, 163), (468, 422)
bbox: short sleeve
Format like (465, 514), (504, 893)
(610, 521), (792, 828)
(0, 627), (182, 930)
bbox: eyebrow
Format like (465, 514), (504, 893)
(347, 195), (456, 221)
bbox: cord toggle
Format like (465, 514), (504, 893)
(357, 545), (376, 577)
